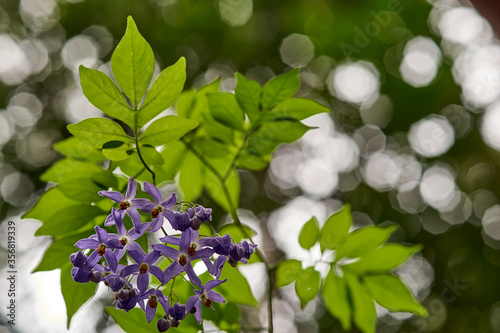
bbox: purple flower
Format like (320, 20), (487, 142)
(188, 206), (212, 230)
(186, 279), (227, 324)
(110, 207), (149, 261)
(168, 211), (191, 231)
(157, 318), (171, 332)
(228, 241), (257, 267)
(116, 287), (139, 312)
(75, 226), (123, 272)
(153, 228), (214, 287)
(99, 178), (151, 233)
(137, 289), (170, 323)
(119, 248), (164, 292)
(141, 182), (177, 233)
(168, 303), (187, 327)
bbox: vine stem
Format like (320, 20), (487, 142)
(134, 114), (156, 185)
(181, 138), (274, 333)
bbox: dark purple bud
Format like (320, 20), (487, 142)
(168, 303), (187, 321)
(170, 320), (180, 328)
(157, 318), (171, 332)
(70, 251), (87, 267)
(108, 275), (126, 292)
(71, 267), (92, 283)
(89, 270), (102, 283)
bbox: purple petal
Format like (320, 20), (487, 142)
(126, 242), (143, 253)
(184, 263), (201, 288)
(95, 226), (108, 243)
(75, 238), (100, 249)
(112, 207), (126, 235)
(145, 250), (161, 264)
(191, 248), (215, 260)
(141, 202), (156, 212)
(164, 261), (179, 283)
(146, 301), (157, 323)
(158, 235), (180, 246)
(158, 294), (170, 313)
(128, 209), (143, 233)
(104, 213), (115, 226)
(131, 198), (151, 209)
(161, 193), (177, 209)
(202, 257), (213, 274)
(152, 244), (179, 259)
(98, 190), (124, 203)
(149, 217), (164, 233)
(205, 278), (227, 291)
(125, 178), (136, 200)
(144, 181), (163, 204)
(149, 265), (165, 284)
(114, 248), (126, 262)
(186, 296), (200, 323)
(85, 250), (100, 269)
(120, 264), (140, 277)
(104, 249), (118, 272)
(179, 229), (191, 252)
(128, 249), (146, 264)
(137, 272), (149, 292)
(207, 290), (226, 304)
(163, 210), (176, 229)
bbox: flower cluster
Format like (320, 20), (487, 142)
(70, 178), (256, 331)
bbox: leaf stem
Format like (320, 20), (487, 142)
(134, 117), (156, 185)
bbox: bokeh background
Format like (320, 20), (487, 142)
(1, 0), (500, 332)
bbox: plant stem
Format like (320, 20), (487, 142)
(180, 137), (274, 333)
(134, 115), (156, 185)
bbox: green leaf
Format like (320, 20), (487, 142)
(322, 268), (351, 331)
(67, 117), (132, 149)
(320, 204), (352, 251)
(79, 66), (135, 128)
(57, 178), (104, 202)
(343, 244), (422, 273)
(295, 267), (321, 308)
(218, 266), (259, 307)
(364, 274), (428, 317)
(335, 225), (397, 261)
(35, 205), (106, 236)
(139, 145), (164, 165)
(140, 115), (198, 146)
(207, 92), (246, 132)
(235, 73), (261, 124)
(345, 272), (376, 333)
(102, 141), (135, 161)
(106, 308), (158, 333)
(261, 68), (300, 111)
(53, 137), (105, 162)
(299, 216), (320, 250)
(237, 150), (270, 171)
(179, 150), (204, 202)
(176, 78), (220, 122)
(40, 160), (103, 183)
(61, 264), (97, 328)
(275, 259), (302, 287)
(206, 168), (240, 213)
(155, 140), (187, 182)
(111, 16), (154, 109)
(218, 224), (256, 243)
(138, 57), (186, 128)
(264, 98), (330, 121)
(91, 171), (118, 190)
(23, 187), (78, 221)
(32, 230), (95, 273)
(258, 119), (313, 143)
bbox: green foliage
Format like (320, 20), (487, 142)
(275, 206), (427, 332)
(298, 216), (320, 250)
(218, 266), (259, 307)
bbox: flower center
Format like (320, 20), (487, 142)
(97, 244), (107, 256)
(120, 237), (127, 246)
(151, 206), (162, 218)
(204, 299), (212, 307)
(188, 244), (196, 256)
(119, 201), (130, 210)
(139, 263), (149, 274)
(178, 255), (187, 266)
(148, 295), (158, 308)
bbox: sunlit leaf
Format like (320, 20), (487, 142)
(235, 73), (261, 124)
(275, 259), (302, 288)
(218, 266), (258, 307)
(23, 187), (78, 221)
(207, 92), (245, 132)
(111, 16), (154, 109)
(218, 224), (256, 243)
(322, 268), (351, 331)
(138, 57), (186, 128)
(320, 204), (352, 251)
(265, 98), (330, 121)
(364, 274), (428, 317)
(53, 137), (105, 162)
(343, 244), (422, 273)
(35, 205), (106, 236)
(58, 177), (104, 202)
(261, 68), (300, 111)
(67, 117), (132, 149)
(295, 266), (321, 309)
(40, 159), (103, 183)
(139, 145), (164, 165)
(79, 66), (135, 128)
(140, 115), (198, 146)
(299, 216), (320, 250)
(335, 225), (397, 261)
(345, 272), (376, 333)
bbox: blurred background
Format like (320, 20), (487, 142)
(1, 0), (500, 332)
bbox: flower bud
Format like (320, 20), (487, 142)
(157, 318), (171, 332)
